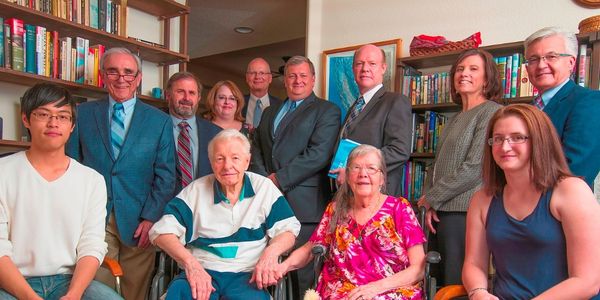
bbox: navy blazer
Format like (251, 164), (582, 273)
(340, 87), (412, 196)
(173, 117), (222, 194)
(544, 80), (600, 189)
(250, 92), (341, 223)
(67, 98), (177, 246)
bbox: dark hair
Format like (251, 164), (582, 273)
(21, 83), (75, 123)
(203, 80), (245, 122)
(450, 49), (502, 105)
(482, 104), (572, 195)
(166, 71), (202, 94)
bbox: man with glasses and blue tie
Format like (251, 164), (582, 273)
(250, 56), (340, 300)
(524, 27), (600, 190)
(67, 47), (176, 300)
(243, 58), (282, 132)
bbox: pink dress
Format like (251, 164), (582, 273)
(309, 196), (426, 299)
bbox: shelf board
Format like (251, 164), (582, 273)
(503, 96), (533, 104)
(0, 140), (30, 149)
(139, 95), (168, 109)
(410, 152), (435, 159)
(0, 2), (188, 64)
(127, 0), (190, 19)
(412, 102), (460, 112)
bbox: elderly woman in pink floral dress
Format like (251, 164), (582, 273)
(278, 145), (426, 300)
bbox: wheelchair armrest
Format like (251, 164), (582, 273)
(426, 251), (441, 264)
(434, 285), (467, 300)
(102, 257), (123, 277)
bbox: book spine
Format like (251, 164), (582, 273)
(510, 53), (519, 98)
(44, 31), (50, 76)
(98, 0), (106, 31)
(504, 55), (512, 98)
(52, 30), (58, 78)
(89, 0), (98, 29)
(24, 24), (36, 73)
(0, 17), (4, 67)
(496, 56), (507, 98)
(578, 44), (588, 87)
(75, 37), (85, 83)
(35, 26), (46, 75)
(7, 18), (24, 72)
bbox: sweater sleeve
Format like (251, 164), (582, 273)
(76, 172), (108, 263)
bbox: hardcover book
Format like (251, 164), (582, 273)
(328, 139), (361, 179)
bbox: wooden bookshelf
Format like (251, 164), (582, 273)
(412, 102), (460, 112)
(127, 0), (190, 19)
(0, 140), (30, 151)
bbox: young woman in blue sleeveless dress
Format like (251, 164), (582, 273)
(462, 104), (600, 300)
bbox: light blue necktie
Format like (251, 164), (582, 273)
(253, 98), (262, 127)
(274, 101), (298, 132)
(111, 103), (125, 157)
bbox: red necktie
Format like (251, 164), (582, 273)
(177, 121), (193, 187)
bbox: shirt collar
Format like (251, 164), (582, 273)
(212, 173), (255, 204)
(541, 78), (570, 105)
(360, 83), (383, 105)
(109, 95), (137, 113)
(170, 115), (197, 129)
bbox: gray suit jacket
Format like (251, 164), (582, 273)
(250, 92), (341, 222)
(340, 86), (412, 196)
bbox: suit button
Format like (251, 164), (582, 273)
(112, 172), (117, 176)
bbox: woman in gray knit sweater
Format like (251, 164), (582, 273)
(417, 49), (502, 286)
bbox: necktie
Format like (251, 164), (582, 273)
(253, 99), (262, 127)
(288, 101), (297, 114)
(532, 94), (545, 110)
(111, 103), (125, 158)
(274, 101), (298, 132)
(177, 121), (193, 188)
(341, 97), (365, 138)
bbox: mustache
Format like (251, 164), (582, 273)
(178, 100), (193, 106)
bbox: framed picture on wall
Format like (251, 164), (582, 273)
(322, 39), (402, 120)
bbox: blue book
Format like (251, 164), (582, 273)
(25, 24), (36, 74)
(328, 139), (361, 179)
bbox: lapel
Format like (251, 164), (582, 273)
(118, 99), (147, 160)
(93, 98), (114, 161)
(543, 80), (575, 117)
(275, 93), (316, 138)
(345, 86), (386, 135)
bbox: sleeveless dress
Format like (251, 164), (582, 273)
(486, 190), (600, 299)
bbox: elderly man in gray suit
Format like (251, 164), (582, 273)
(250, 56), (340, 299)
(330, 44), (412, 197)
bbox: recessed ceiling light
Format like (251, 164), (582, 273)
(234, 26), (254, 34)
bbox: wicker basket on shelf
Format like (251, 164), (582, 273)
(579, 15), (600, 34)
(409, 32), (482, 57)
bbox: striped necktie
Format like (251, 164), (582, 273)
(111, 103), (125, 157)
(341, 96), (365, 138)
(532, 94), (545, 110)
(177, 121), (193, 187)
(253, 98), (262, 127)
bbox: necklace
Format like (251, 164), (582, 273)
(352, 194), (384, 242)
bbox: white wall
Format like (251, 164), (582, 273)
(307, 0), (600, 96)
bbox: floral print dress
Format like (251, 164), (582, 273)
(309, 196), (426, 299)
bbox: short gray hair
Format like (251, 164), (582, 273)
(207, 129), (251, 162)
(100, 47), (142, 72)
(284, 56), (315, 76)
(524, 27), (578, 57)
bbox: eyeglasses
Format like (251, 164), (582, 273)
(246, 71), (271, 78)
(31, 112), (73, 124)
(348, 165), (381, 175)
(524, 53), (572, 66)
(104, 71), (139, 82)
(488, 134), (529, 146)
(216, 95), (237, 102)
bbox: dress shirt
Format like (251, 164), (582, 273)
(540, 78), (570, 108)
(361, 83), (384, 105)
(171, 115), (199, 179)
(246, 94), (271, 128)
(108, 96), (136, 135)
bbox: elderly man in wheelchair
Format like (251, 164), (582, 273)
(149, 129), (300, 300)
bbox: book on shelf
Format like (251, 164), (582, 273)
(411, 111), (447, 154)
(328, 139), (361, 179)
(0, 17), (4, 68)
(6, 18), (24, 72)
(400, 160), (431, 202)
(4, 23), (10, 69)
(24, 24), (36, 73)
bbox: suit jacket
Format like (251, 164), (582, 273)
(250, 92), (341, 223)
(66, 98), (177, 247)
(242, 94), (282, 120)
(340, 86), (412, 196)
(173, 117), (222, 193)
(544, 80), (600, 189)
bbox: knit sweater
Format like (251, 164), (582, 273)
(424, 100), (501, 212)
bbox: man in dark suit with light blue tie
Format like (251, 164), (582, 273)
(66, 48), (176, 300)
(165, 71), (221, 193)
(251, 55), (341, 299)
(243, 58), (282, 132)
(525, 27), (600, 190)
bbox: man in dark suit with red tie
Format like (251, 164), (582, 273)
(524, 27), (600, 190)
(250, 56), (340, 299)
(331, 44), (412, 197)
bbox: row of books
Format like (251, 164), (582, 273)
(8, 0), (123, 35)
(401, 67), (453, 105)
(0, 17), (106, 86)
(576, 44), (592, 88)
(411, 111), (448, 154)
(399, 160), (430, 202)
(495, 53), (538, 98)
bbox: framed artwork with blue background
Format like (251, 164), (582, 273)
(322, 39), (402, 121)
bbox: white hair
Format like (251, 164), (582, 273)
(524, 27), (578, 57)
(207, 129), (251, 162)
(100, 47), (142, 72)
